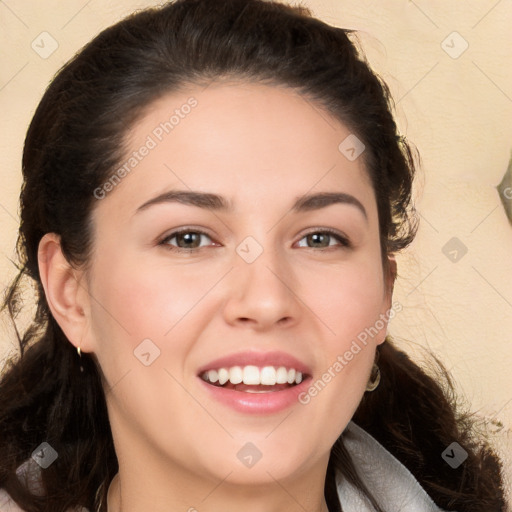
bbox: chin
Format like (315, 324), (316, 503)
(194, 440), (323, 487)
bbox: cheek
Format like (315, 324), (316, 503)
(88, 255), (214, 342)
(299, 259), (385, 413)
(296, 266), (383, 449)
(304, 259), (386, 343)
(85, 257), (214, 416)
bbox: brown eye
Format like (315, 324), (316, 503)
(296, 230), (350, 249)
(306, 233), (330, 248)
(160, 230), (213, 252)
(174, 232), (202, 249)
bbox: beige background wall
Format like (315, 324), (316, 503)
(1, 0), (511, 497)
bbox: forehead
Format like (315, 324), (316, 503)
(94, 81), (376, 218)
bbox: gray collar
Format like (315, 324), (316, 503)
(338, 421), (455, 511)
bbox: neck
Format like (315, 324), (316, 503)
(106, 473), (119, 511)
(106, 470), (330, 512)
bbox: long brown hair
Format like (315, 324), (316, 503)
(0, 1), (506, 511)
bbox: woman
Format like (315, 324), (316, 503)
(0, 0), (506, 511)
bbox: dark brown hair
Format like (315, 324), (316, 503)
(0, 1), (506, 511)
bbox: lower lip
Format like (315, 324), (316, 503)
(198, 377), (311, 414)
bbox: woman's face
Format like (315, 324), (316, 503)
(82, 82), (393, 489)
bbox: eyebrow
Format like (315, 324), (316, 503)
(136, 190), (367, 220)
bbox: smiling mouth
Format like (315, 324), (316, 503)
(200, 365), (306, 393)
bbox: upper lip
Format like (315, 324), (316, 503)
(197, 350), (312, 376)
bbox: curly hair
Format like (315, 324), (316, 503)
(0, 1), (506, 511)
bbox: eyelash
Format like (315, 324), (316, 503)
(158, 227), (351, 253)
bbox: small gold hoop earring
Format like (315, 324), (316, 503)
(366, 363), (381, 392)
(77, 346), (84, 373)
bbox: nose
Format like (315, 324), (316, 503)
(222, 242), (302, 331)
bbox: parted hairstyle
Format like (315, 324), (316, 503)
(0, 1), (506, 511)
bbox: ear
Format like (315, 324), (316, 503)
(385, 254), (397, 302)
(376, 254), (397, 346)
(38, 233), (92, 352)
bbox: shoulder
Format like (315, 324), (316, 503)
(0, 488), (26, 512)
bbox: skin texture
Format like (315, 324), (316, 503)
(38, 82), (395, 512)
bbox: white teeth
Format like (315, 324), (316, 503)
(243, 365), (260, 385)
(276, 366), (288, 384)
(218, 368), (229, 385)
(202, 365), (305, 387)
(229, 366), (243, 385)
(260, 366), (277, 385)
